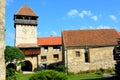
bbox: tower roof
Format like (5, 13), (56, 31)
(15, 6), (38, 17)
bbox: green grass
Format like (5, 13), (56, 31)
(16, 72), (114, 80)
(16, 73), (33, 80)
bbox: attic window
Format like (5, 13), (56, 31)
(53, 46), (61, 51)
(44, 46), (48, 52)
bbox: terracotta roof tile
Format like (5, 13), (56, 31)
(15, 6), (38, 17)
(37, 37), (62, 46)
(21, 48), (40, 56)
(118, 32), (120, 36)
(62, 29), (120, 47)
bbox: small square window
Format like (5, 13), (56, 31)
(41, 56), (47, 62)
(53, 54), (59, 60)
(76, 51), (80, 57)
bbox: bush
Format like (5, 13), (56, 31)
(29, 70), (67, 80)
(47, 64), (67, 73)
(56, 65), (67, 73)
(6, 68), (17, 80)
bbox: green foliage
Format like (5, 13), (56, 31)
(29, 70), (67, 80)
(56, 65), (67, 73)
(5, 46), (25, 63)
(47, 64), (67, 73)
(6, 68), (17, 80)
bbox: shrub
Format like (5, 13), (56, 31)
(29, 70), (67, 80)
(6, 68), (17, 80)
(56, 65), (67, 73)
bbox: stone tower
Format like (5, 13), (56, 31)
(14, 6), (38, 47)
(0, 0), (6, 80)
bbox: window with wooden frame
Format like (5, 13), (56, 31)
(53, 54), (59, 60)
(41, 56), (47, 62)
(84, 48), (90, 63)
(75, 51), (80, 57)
(44, 46), (48, 52)
(53, 45), (61, 51)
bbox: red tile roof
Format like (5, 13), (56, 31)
(118, 32), (120, 36)
(37, 37), (62, 46)
(15, 6), (38, 17)
(62, 29), (120, 47)
(21, 48), (40, 56)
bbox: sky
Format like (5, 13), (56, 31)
(6, 0), (120, 46)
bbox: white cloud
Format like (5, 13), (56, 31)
(67, 9), (79, 16)
(67, 9), (100, 22)
(88, 25), (113, 29)
(79, 13), (84, 19)
(78, 10), (92, 19)
(109, 15), (117, 22)
(80, 25), (113, 30)
(82, 10), (92, 16)
(91, 16), (98, 21)
(96, 25), (113, 29)
(50, 31), (58, 36)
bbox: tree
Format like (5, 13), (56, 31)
(5, 46), (25, 63)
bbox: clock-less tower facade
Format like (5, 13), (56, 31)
(14, 6), (38, 47)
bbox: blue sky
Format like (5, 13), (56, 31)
(6, 0), (120, 46)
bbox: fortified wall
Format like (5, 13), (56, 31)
(0, 0), (6, 79)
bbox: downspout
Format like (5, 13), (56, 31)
(65, 47), (68, 74)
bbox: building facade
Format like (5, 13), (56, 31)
(38, 37), (62, 69)
(14, 6), (62, 71)
(14, 6), (120, 73)
(0, 0), (6, 79)
(14, 6), (40, 71)
(62, 29), (120, 73)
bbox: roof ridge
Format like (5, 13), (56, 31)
(62, 28), (115, 32)
(15, 5), (38, 17)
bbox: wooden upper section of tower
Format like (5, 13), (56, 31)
(14, 6), (38, 26)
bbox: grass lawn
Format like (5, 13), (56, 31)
(16, 72), (115, 80)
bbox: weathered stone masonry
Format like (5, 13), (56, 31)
(0, 0), (6, 80)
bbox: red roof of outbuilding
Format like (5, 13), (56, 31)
(15, 6), (38, 17)
(62, 29), (120, 47)
(37, 37), (62, 46)
(118, 32), (120, 36)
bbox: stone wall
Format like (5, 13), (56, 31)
(15, 25), (37, 46)
(0, 0), (6, 79)
(66, 46), (115, 73)
(25, 56), (38, 71)
(39, 46), (62, 66)
(22, 46), (62, 70)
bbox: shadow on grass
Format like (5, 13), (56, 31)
(84, 76), (119, 80)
